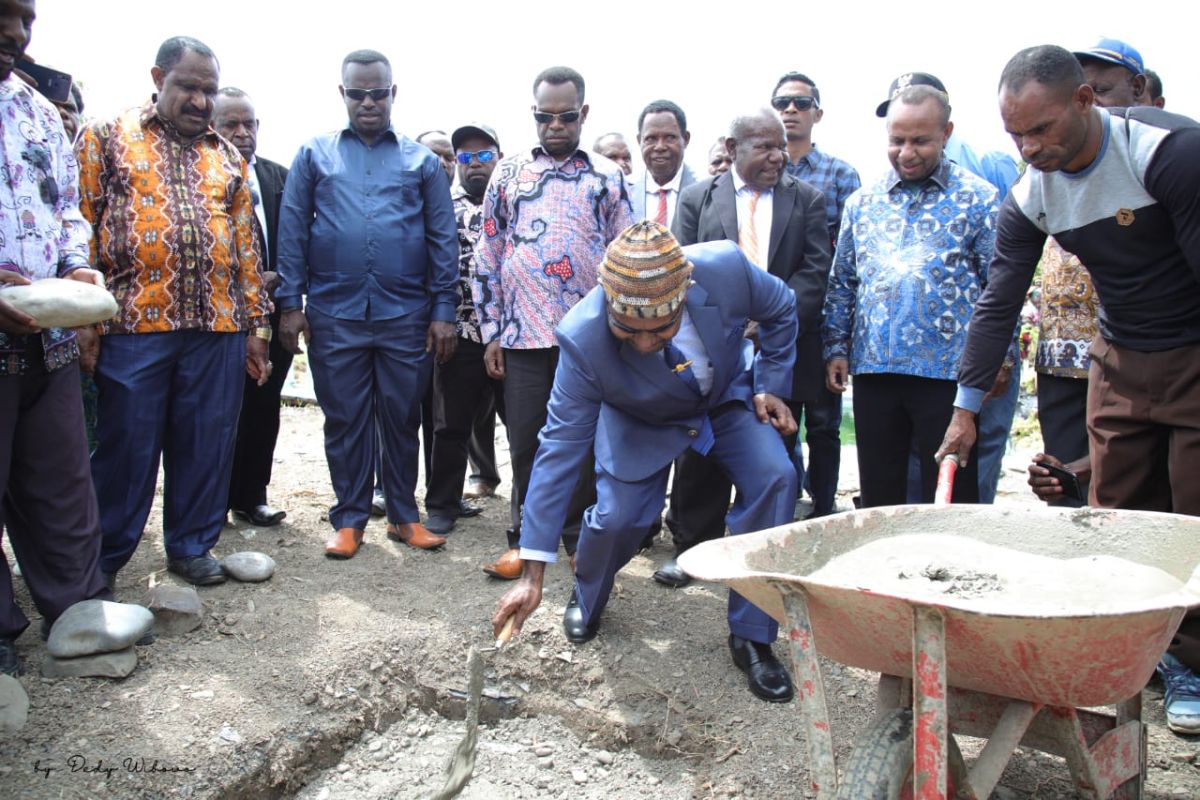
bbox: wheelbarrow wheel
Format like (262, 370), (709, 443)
(836, 709), (969, 800)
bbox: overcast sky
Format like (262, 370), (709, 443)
(33, 1), (1193, 180)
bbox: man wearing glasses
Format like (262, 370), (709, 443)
(473, 66), (633, 578)
(277, 49), (459, 559)
(423, 123), (507, 541)
(771, 73), (860, 522)
(491, 222), (801, 704)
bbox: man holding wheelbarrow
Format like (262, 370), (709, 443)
(491, 221), (802, 703)
(939, 44), (1200, 735)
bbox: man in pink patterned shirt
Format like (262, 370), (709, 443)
(472, 65), (633, 578)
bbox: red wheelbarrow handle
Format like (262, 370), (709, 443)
(935, 454), (958, 506)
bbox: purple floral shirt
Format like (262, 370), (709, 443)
(472, 147), (633, 349)
(0, 75), (91, 374)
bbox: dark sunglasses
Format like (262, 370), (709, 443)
(608, 310), (682, 336)
(343, 87), (391, 102)
(771, 95), (819, 112)
(533, 109), (581, 124)
(456, 150), (497, 165)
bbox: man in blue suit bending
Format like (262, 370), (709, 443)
(492, 221), (800, 702)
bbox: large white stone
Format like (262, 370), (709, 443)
(1, 277), (118, 328)
(46, 600), (154, 658)
(220, 552), (276, 582)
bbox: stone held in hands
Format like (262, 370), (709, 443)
(220, 552), (276, 582)
(46, 600), (155, 658)
(1, 277), (118, 328)
(41, 647), (137, 679)
(146, 585), (203, 636)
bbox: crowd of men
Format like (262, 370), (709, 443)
(1, 0), (1198, 734)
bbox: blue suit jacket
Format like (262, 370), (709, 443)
(520, 240), (798, 557)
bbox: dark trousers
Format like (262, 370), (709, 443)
(666, 400), (801, 554)
(1086, 337), (1200, 671)
(1, 345), (110, 639)
(467, 387), (502, 489)
(93, 331), (245, 572)
(853, 373), (979, 507)
(228, 317), (294, 510)
(426, 338), (505, 517)
(793, 386), (842, 515)
(1037, 372), (1089, 463)
(575, 402), (797, 643)
(503, 347), (592, 554)
(308, 308), (431, 529)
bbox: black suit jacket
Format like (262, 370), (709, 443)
(253, 156), (288, 271)
(673, 170), (832, 402)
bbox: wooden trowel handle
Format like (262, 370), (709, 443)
(495, 615), (516, 649)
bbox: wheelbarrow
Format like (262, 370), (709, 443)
(677, 459), (1200, 799)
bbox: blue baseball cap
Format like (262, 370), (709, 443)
(1073, 38), (1144, 74)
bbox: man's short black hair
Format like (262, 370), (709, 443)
(533, 66), (585, 102)
(154, 36), (217, 73)
(888, 84), (951, 127)
(1145, 68), (1163, 101)
(637, 100), (687, 136)
(342, 49), (392, 82)
(69, 82), (83, 113)
(416, 130), (448, 142)
(999, 45), (1084, 97)
(217, 86), (249, 100)
(772, 71), (820, 105)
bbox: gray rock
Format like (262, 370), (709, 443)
(46, 600), (154, 658)
(145, 585), (203, 636)
(0, 674), (28, 731)
(41, 648), (137, 679)
(220, 552), (276, 582)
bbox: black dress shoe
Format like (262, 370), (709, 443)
(232, 505), (287, 527)
(458, 499), (483, 518)
(652, 557), (692, 588)
(167, 554), (227, 586)
(562, 589), (599, 644)
(0, 637), (22, 677)
(729, 635), (794, 703)
(424, 513), (456, 535)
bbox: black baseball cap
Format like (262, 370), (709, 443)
(875, 72), (948, 117)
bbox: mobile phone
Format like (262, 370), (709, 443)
(16, 59), (73, 105)
(1035, 461), (1084, 502)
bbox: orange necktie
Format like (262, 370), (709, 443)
(739, 190), (762, 266)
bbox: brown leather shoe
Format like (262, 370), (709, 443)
(387, 522), (447, 550)
(462, 480), (496, 499)
(482, 548), (522, 580)
(325, 527), (364, 559)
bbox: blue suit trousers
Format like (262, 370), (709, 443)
(307, 308), (431, 529)
(93, 331), (245, 572)
(574, 402), (796, 644)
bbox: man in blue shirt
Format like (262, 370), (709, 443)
(277, 49), (459, 559)
(772, 71), (861, 520)
(823, 85), (1000, 506)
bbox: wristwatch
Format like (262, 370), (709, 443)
(251, 326), (272, 342)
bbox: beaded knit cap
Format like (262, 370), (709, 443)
(598, 221), (694, 318)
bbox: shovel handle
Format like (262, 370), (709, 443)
(494, 615), (516, 649)
(935, 454), (958, 506)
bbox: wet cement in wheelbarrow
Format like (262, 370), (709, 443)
(806, 534), (1184, 612)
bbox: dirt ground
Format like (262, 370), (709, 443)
(2, 404), (1198, 799)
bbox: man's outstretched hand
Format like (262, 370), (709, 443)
(492, 560), (545, 639)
